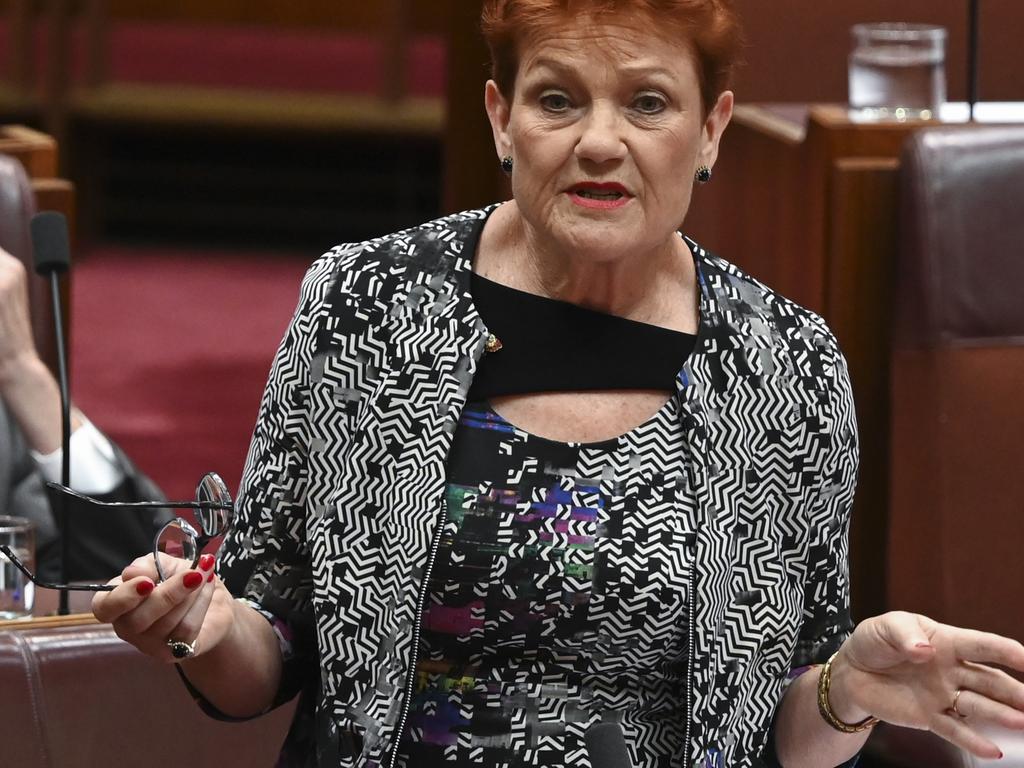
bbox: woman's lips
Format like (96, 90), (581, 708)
(568, 183), (632, 209)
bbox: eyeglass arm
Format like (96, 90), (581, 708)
(0, 544), (114, 592)
(45, 482), (233, 511)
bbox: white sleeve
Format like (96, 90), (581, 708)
(30, 418), (125, 495)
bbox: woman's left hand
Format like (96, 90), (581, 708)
(834, 611), (1024, 758)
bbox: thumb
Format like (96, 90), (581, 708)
(880, 611), (936, 663)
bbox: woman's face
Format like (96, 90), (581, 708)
(486, 15), (733, 264)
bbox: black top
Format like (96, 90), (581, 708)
(468, 273), (697, 400)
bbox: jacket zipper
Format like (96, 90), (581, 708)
(685, 555), (696, 767)
(387, 499), (449, 768)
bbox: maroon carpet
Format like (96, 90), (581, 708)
(71, 245), (312, 500)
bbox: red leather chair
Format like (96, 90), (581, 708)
(879, 125), (1024, 766)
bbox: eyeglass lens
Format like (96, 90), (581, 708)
(196, 472), (232, 537)
(154, 472), (232, 583)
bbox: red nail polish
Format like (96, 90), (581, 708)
(206, 570), (215, 583)
(199, 554), (215, 571)
(136, 580), (154, 596)
(183, 571), (203, 590)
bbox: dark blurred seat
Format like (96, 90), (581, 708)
(0, 621), (294, 768)
(875, 125), (1024, 766)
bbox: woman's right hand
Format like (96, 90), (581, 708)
(92, 552), (237, 663)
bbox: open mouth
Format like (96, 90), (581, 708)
(574, 188), (624, 201)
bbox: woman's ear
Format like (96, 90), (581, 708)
(698, 89), (734, 172)
(485, 79), (513, 160)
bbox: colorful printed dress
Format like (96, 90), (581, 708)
(395, 391), (696, 768)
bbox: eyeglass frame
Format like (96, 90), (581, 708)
(0, 471), (233, 593)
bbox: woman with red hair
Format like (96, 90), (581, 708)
(93, 2), (1024, 766)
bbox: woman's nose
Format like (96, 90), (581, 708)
(574, 102), (627, 164)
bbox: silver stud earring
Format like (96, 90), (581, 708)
(501, 156), (514, 175)
(695, 165), (712, 184)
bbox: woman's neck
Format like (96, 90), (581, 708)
(475, 201), (698, 333)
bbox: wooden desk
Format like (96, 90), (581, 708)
(0, 586), (97, 631)
(685, 103), (1024, 620)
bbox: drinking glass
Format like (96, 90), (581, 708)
(849, 23), (947, 121)
(0, 516), (35, 619)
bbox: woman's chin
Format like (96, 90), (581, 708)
(554, 220), (658, 262)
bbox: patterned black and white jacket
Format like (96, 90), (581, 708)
(218, 206), (859, 768)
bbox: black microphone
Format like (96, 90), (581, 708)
(30, 211), (73, 616)
(585, 722), (633, 768)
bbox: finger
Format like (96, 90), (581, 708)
(143, 557), (217, 646)
(930, 712), (1004, 760)
(876, 611), (937, 661)
(951, 628), (1024, 669)
(163, 574), (219, 658)
(959, 663), (1024, 712)
(121, 553), (161, 582)
(953, 690), (1024, 731)
(92, 575), (155, 624)
(114, 567), (207, 636)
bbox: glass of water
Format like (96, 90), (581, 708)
(849, 23), (947, 121)
(0, 516), (35, 620)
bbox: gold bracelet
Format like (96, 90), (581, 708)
(816, 651), (880, 734)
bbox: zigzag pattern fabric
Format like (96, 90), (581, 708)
(217, 206), (859, 768)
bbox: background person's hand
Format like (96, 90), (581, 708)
(835, 611), (1024, 759)
(92, 552), (237, 663)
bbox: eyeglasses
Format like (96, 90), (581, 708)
(0, 471), (233, 593)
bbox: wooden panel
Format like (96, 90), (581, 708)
(826, 157), (900, 621)
(442, 0), (506, 213)
(5, 0), (33, 92)
(0, 124), (58, 177)
(803, 108), (921, 318)
(70, 85), (444, 135)
(685, 104), (815, 309)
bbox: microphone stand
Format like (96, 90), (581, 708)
(967, 0), (980, 121)
(32, 211), (73, 616)
(49, 270), (72, 616)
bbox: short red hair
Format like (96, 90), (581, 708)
(481, 0), (743, 114)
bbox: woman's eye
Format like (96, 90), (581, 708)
(539, 93), (572, 113)
(633, 94), (666, 114)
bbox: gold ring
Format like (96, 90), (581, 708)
(166, 638), (198, 660)
(952, 688), (968, 718)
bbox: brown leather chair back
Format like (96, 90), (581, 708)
(0, 622), (294, 768)
(888, 126), (1024, 641)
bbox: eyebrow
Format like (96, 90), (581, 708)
(525, 57), (676, 82)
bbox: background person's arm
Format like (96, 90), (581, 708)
(0, 247), (84, 454)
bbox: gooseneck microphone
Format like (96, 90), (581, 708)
(30, 211), (73, 615)
(585, 722), (633, 768)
